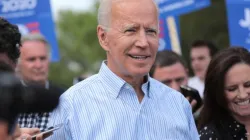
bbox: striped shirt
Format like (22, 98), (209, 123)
(47, 62), (199, 140)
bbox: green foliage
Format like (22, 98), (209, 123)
(49, 3), (106, 88)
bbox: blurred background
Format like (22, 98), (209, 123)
(0, 0), (245, 88)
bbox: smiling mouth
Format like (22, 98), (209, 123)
(128, 54), (150, 60)
(236, 99), (250, 105)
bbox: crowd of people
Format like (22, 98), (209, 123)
(0, 0), (250, 139)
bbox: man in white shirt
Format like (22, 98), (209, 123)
(46, 0), (199, 139)
(188, 40), (218, 98)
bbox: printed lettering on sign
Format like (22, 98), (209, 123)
(239, 8), (250, 30)
(0, 0), (37, 13)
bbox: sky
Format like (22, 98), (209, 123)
(50, 0), (96, 18)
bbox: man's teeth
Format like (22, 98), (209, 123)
(237, 100), (250, 105)
(130, 55), (147, 59)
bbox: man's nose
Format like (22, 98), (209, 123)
(192, 59), (199, 65)
(34, 59), (43, 68)
(135, 30), (149, 48)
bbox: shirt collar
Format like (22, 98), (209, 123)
(21, 80), (49, 89)
(98, 61), (151, 98)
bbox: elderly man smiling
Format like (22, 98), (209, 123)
(47, 0), (199, 139)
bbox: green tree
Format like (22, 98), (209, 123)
(49, 3), (105, 87)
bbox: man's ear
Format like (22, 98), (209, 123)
(97, 25), (109, 52)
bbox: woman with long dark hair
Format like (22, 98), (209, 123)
(199, 47), (250, 139)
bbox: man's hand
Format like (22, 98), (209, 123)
(186, 96), (197, 109)
(20, 128), (40, 136)
(14, 127), (49, 140)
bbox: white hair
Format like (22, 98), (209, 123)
(18, 33), (51, 63)
(97, 0), (113, 28)
(21, 33), (50, 52)
(97, 0), (159, 31)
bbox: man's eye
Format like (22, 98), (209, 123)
(176, 78), (185, 83)
(28, 58), (35, 62)
(244, 81), (250, 88)
(198, 56), (205, 61)
(125, 29), (136, 32)
(40, 56), (47, 61)
(162, 80), (171, 86)
(146, 29), (157, 34)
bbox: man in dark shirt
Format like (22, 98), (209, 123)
(0, 17), (45, 140)
(16, 33), (65, 131)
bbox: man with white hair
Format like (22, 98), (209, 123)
(48, 0), (199, 139)
(17, 33), (65, 132)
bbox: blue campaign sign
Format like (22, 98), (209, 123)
(0, 0), (60, 62)
(226, 0), (250, 50)
(156, 0), (210, 54)
(158, 15), (181, 54)
(156, 0), (211, 16)
(158, 15), (170, 51)
(226, 0), (248, 4)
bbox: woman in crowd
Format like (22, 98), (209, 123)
(199, 47), (250, 140)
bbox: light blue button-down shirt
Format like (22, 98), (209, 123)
(47, 62), (199, 140)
